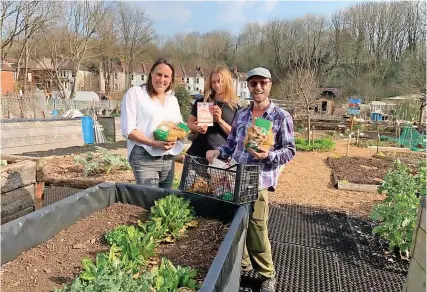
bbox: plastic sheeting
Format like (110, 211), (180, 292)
(1, 182), (249, 292)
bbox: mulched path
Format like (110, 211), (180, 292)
(328, 156), (393, 185)
(1, 203), (227, 292)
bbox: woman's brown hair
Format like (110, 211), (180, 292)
(145, 58), (175, 97)
(203, 65), (239, 110)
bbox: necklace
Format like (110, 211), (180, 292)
(214, 100), (226, 110)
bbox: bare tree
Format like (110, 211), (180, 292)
(1, 1), (26, 57)
(116, 2), (155, 90)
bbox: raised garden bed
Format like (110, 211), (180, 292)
(1, 183), (248, 292)
(1, 202), (228, 291)
(374, 151), (426, 169)
(0, 119), (84, 155)
(1, 155), (47, 223)
(327, 156), (393, 192)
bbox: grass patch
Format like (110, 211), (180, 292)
(295, 137), (335, 152)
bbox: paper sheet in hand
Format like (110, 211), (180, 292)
(197, 102), (214, 127)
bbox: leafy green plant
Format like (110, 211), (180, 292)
(151, 258), (198, 291)
(295, 137), (335, 151)
(57, 195), (200, 292)
(371, 160), (426, 256)
(141, 195), (196, 243)
(74, 146), (131, 177)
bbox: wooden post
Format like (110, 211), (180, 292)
(356, 129), (360, 146)
(377, 134), (380, 154)
(312, 125), (315, 141)
(347, 134), (351, 156)
(350, 115), (354, 132)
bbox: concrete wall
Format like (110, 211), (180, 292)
(0, 119), (84, 154)
(403, 196), (426, 292)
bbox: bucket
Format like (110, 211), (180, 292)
(51, 109), (59, 117)
(81, 116), (94, 144)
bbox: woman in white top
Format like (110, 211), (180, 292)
(121, 58), (184, 188)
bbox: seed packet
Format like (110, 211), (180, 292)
(244, 118), (274, 152)
(153, 122), (190, 142)
(197, 102), (214, 127)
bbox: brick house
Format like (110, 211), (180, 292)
(1, 62), (16, 94)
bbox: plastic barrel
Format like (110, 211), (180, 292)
(81, 116), (94, 144)
(51, 109), (59, 117)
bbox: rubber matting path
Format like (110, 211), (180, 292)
(240, 204), (408, 292)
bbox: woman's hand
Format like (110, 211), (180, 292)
(212, 105), (223, 123)
(197, 121), (208, 134)
(151, 140), (176, 150)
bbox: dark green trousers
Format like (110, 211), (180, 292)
(242, 189), (275, 278)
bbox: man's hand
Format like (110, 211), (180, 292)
(206, 149), (220, 164)
(247, 147), (269, 160)
(212, 105), (223, 123)
(152, 140), (176, 150)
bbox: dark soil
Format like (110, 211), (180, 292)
(19, 141), (127, 157)
(328, 156), (393, 185)
(376, 151), (426, 169)
(1, 203), (228, 292)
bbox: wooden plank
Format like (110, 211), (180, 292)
(404, 257), (426, 292)
(1, 133), (83, 148)
(1, 140), (84, 155)
(0, 120), (81, 130)
(1, 161), (36, 193)
(1, 184), (35, 218)
(337, 181), (379, 193)
(413, 227), (426, 271)
(1, 206), (34, 224)
(367, 146), (412, 152)
(1, 126), (82, 138)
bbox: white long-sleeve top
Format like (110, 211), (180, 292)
(120, 86), (183, 158)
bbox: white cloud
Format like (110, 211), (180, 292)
(217, 1), (249, 24)
(141, 2), (192, 24)
(264, 0), (278, 13)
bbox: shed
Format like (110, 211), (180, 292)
(313, 98), (335, 115)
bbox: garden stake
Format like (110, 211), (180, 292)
(347, 134), (351, 156)
(356, 129), (360, 146)
(377, 134), (380, 154)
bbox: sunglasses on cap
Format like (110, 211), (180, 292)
(248, 80), (271, 88)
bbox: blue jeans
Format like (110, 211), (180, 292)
(129, 145), (175, 189)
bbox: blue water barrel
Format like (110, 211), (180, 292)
(51, 109), (59, 117)
(81, 116), (94, 144)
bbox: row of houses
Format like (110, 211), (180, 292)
(1, 58), (251, 99)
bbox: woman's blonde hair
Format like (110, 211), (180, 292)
(203, 65), (239, 110)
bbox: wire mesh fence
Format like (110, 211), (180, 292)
(34, 185), (84, 210)
(1, 97), (121, 119)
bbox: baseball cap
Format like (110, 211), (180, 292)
(246, 67), (271, 81)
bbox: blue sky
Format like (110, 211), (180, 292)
(133, 1), (359, 37)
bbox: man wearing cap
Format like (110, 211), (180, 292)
(206, 67), (296, 292)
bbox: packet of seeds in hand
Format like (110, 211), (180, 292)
(244, 117), (274, 152)
(197, 102), (214, 127)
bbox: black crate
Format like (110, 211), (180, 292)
(179, 155), (259, 204)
